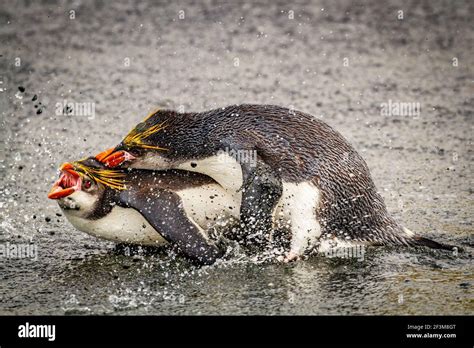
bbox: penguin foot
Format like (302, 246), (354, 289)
(281, 251), (300, 263)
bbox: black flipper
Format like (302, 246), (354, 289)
(237, 159), (282, 248)
(217, 137), (283, 248)
(119, 189), (224, 265)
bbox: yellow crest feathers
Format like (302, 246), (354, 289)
(73, 161), (127, 190)
(123, 114), (168, 151)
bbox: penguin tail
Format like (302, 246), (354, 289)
(408, 235), (463, 253)
(393, 225), (463, 252)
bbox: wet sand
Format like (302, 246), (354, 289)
(0, 0), (472, 315)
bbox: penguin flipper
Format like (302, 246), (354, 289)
(240, 159), (283, 244)
(237, 156), (283, 243)
(200, 136), (283, 247)
(119, 189), (224, 265)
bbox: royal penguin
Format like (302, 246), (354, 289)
(94, 104), (458, 261)
(47, 157), (240, 265)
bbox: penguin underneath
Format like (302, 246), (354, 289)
(96, 104), (459, 260)
(47, 157), (237, 265)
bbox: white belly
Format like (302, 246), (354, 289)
(273, 182), (322, 254)
(177, 184), (240, 230)
(176, 153), (244, 198)
(64, 206), (168, 246)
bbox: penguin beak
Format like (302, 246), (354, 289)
(94, 147), (115, 162)
(101, 150), (136, 168)
(48, 163), (82, 199)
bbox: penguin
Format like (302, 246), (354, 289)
(47, 157), (240, 265)
(95, 104), (459, 260)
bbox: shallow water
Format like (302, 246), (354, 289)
(1, 242), (472, 315)
(0, 0), (473, 315)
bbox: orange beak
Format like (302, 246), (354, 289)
(48, 162), (82, 199)
(95, 148), (115, 162)
(101, 150), (136, 168)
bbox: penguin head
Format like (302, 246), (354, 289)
(48, 158), (126, 218)
(98, 110), (169, 168)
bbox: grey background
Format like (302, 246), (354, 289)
(0, 0), (472, 315)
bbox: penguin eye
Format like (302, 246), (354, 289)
(83, 180), (92, 189)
